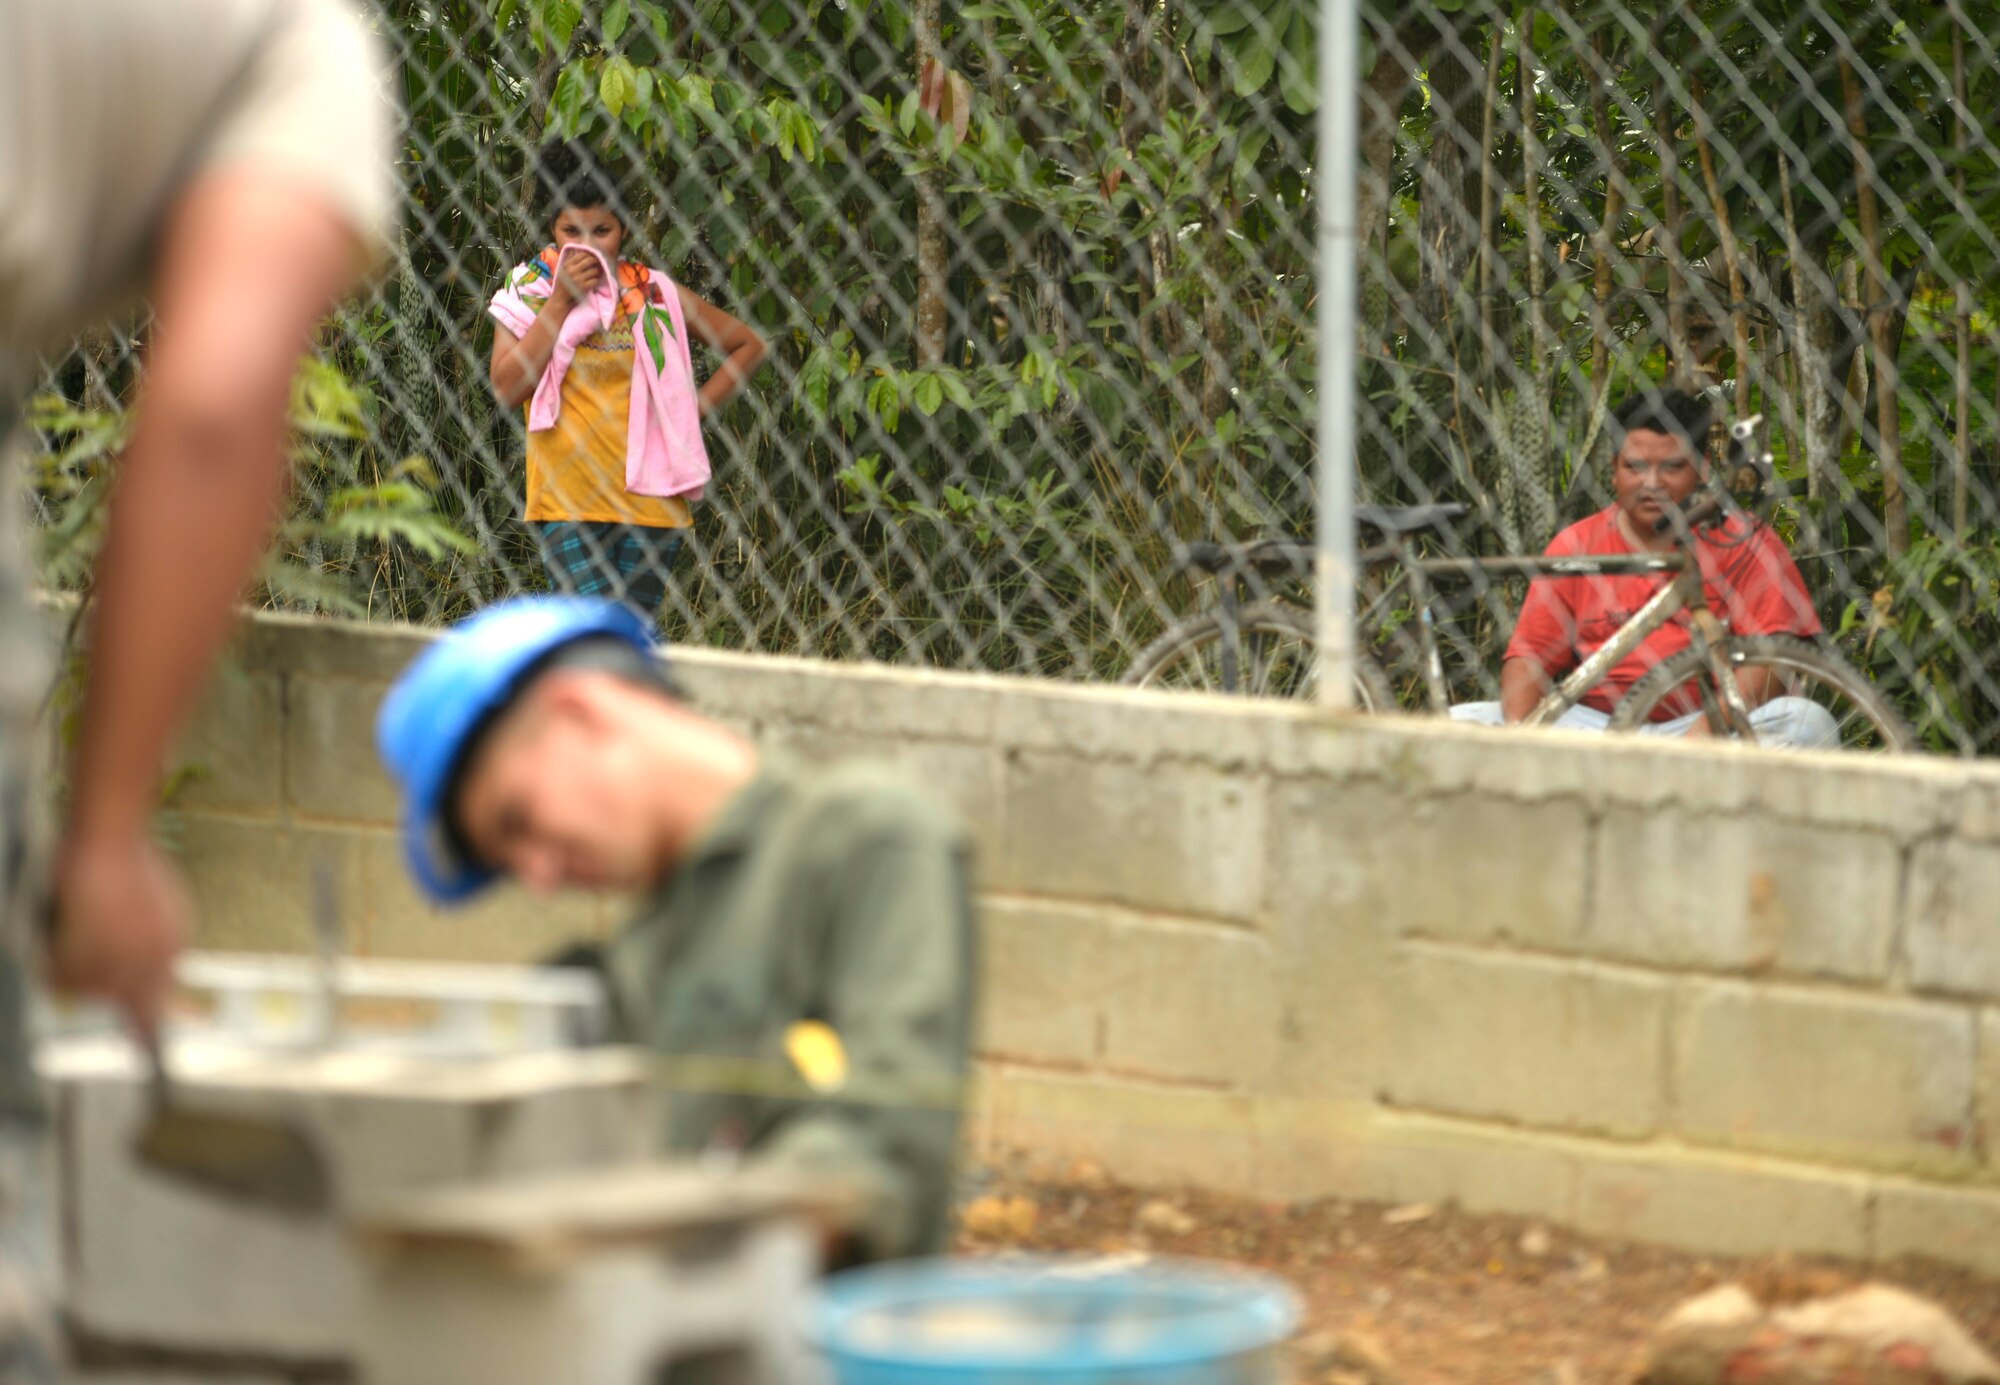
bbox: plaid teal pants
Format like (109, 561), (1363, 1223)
(533, 521), (686, 618)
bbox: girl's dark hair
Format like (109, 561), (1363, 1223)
(536, 140), (624, 223)
(1610, 387), (1712, 456)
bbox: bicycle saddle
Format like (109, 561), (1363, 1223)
(1355, 503), (1468, 535)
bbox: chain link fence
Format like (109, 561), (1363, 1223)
(25, 0), (2000, 753)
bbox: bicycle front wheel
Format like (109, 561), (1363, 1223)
(1606, 634), (1916, 752)
(1121, 602), (1396, 708)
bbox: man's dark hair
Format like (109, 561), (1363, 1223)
(536, 140), (624, 224)
(441, 634), (678, 867)
(1610, 388), (1712, 457)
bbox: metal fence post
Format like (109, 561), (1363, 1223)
(1316, 0), (1362, 711)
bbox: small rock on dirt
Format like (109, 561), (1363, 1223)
(1637, 1279), (2000, 1384)
(1135, 1198), (1197, 1237)
(960, 1193), (1039, 1241)
(1297, 1328), (1403, 1385)
(1519, 1224), (1554, 1258)
(1382, 1202), (1436, 1226)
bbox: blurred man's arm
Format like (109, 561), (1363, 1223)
(1499, 656), (1556, 723)
(49, 170), (367, 1033)
(756, 825), (976, 1265)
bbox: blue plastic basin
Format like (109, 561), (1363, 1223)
(804, 1256), (1301, 1385)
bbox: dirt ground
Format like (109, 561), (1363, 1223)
(951, 1160), (2000, 1385)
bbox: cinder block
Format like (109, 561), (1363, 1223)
(976, 898), (1278, 1088)
(1674, 982), (1977, 1174)
(1906, 840), (2000, 1000)
(974, 900), (1101, 1069)
(755, 729), (1005, 865)
(1260, 1105), (1580, 1221)
(1872, 1179), (2000, 1277)
(992, 680), (1273, 771)
(170, 664), (283, 813)
(1589, 807), (1899, 979)
(285, 676), (400, 824)
(356, 835), (608, 963)
(980, 1064), (1260, 1193)
(46, 1035), (652, 1360)
(165, 816), (368, 954)
(1385, 792), (1588, 949)
(1380, 948), (1669, 1138)
(1573, 1147), (1870, 1258)
(1980, 1010), (2000, 1163)
(239, 614), (430, 681)
(1261, 778), (1406, 1106)
(998, 752), (1265, 923)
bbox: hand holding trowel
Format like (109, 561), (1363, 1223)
(124, 862), (338, 1216)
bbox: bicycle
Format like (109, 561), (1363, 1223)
(1121, 419), (1917, 753)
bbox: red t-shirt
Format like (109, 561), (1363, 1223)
(1505, 506), (1822, 717)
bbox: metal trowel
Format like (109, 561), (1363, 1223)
(130, 864), (337, 1216)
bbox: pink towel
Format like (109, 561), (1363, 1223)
(487, 244), (711, 501)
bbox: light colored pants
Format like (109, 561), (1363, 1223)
(1449, 696), (1840, 750)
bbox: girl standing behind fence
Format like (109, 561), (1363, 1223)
(488, 141), (767, 618)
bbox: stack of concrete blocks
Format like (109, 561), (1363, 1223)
(44, 1032), (657, 1381)
(352, 1165), (838, 1385)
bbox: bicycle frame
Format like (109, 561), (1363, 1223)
(1360, 527), (1757, 734)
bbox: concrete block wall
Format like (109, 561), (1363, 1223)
(167, 613), (2000, 1276)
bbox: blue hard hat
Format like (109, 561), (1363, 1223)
(376, 596), (657, 904)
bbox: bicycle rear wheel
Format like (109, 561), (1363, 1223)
(1121, 602), (1396, 708)
(1606, 634), (1916, 752)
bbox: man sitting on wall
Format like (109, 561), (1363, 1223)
(374, 596), (976, 1266)
(1450, 388), (1836, 747)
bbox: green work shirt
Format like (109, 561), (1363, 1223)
(602, 759), (977, 1263)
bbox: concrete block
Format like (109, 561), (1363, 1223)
(1260, 1106), (1580, 1222)
(1380, 948), (1669, 1138)
(992, 680), (1273, 772)
(46, 1035), (652, 1360)
(169, 664), (283, 814)
(1386, 793), (1589, 950)
(756, 729), (1005, 865)
(1573, 1147), (1870, 1258)
(976, 898), (1278, 1087)
(239, 613), (430, 681)
(1872, 1179), (2000, 1277)
(1261, 778), (1406, 1106)
(1674, 982), (1977, 1174)
(998, 751), (1266, 923)
(356, 835), (609, 963)
(1906, 839), (2000, 1000)
(284, 676), (399, 823)
(355, 1166), (826, 1385)
(1092, 916), (1278, 1089)
(974, 900), (1102, 1069)
(1980, 1010), (2000, 1164)
(1588, 807), (1899, 979)
(979, 1065), (1261, 1194)
(165, 816), (368, 954)
(678, 647), (1007, 747)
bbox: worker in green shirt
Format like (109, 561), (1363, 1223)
(374, 596), (977, 1264)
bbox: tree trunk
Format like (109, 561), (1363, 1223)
(1780, 153), (1842, 502)
(1586, 26), (1623, 402)
(1654, 75), (1691, 386)
(913, 0), (948, 368)
(1476, 24), (1504, 363)
(1691, 76), (1750, 418)
(1416, 12), (1483, 371)
(1953, 17), (1972, 542)
(1358, 38), (1411, 357)
(1839, 56), (1907, 557)
(1149, 46), (1181, 361)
